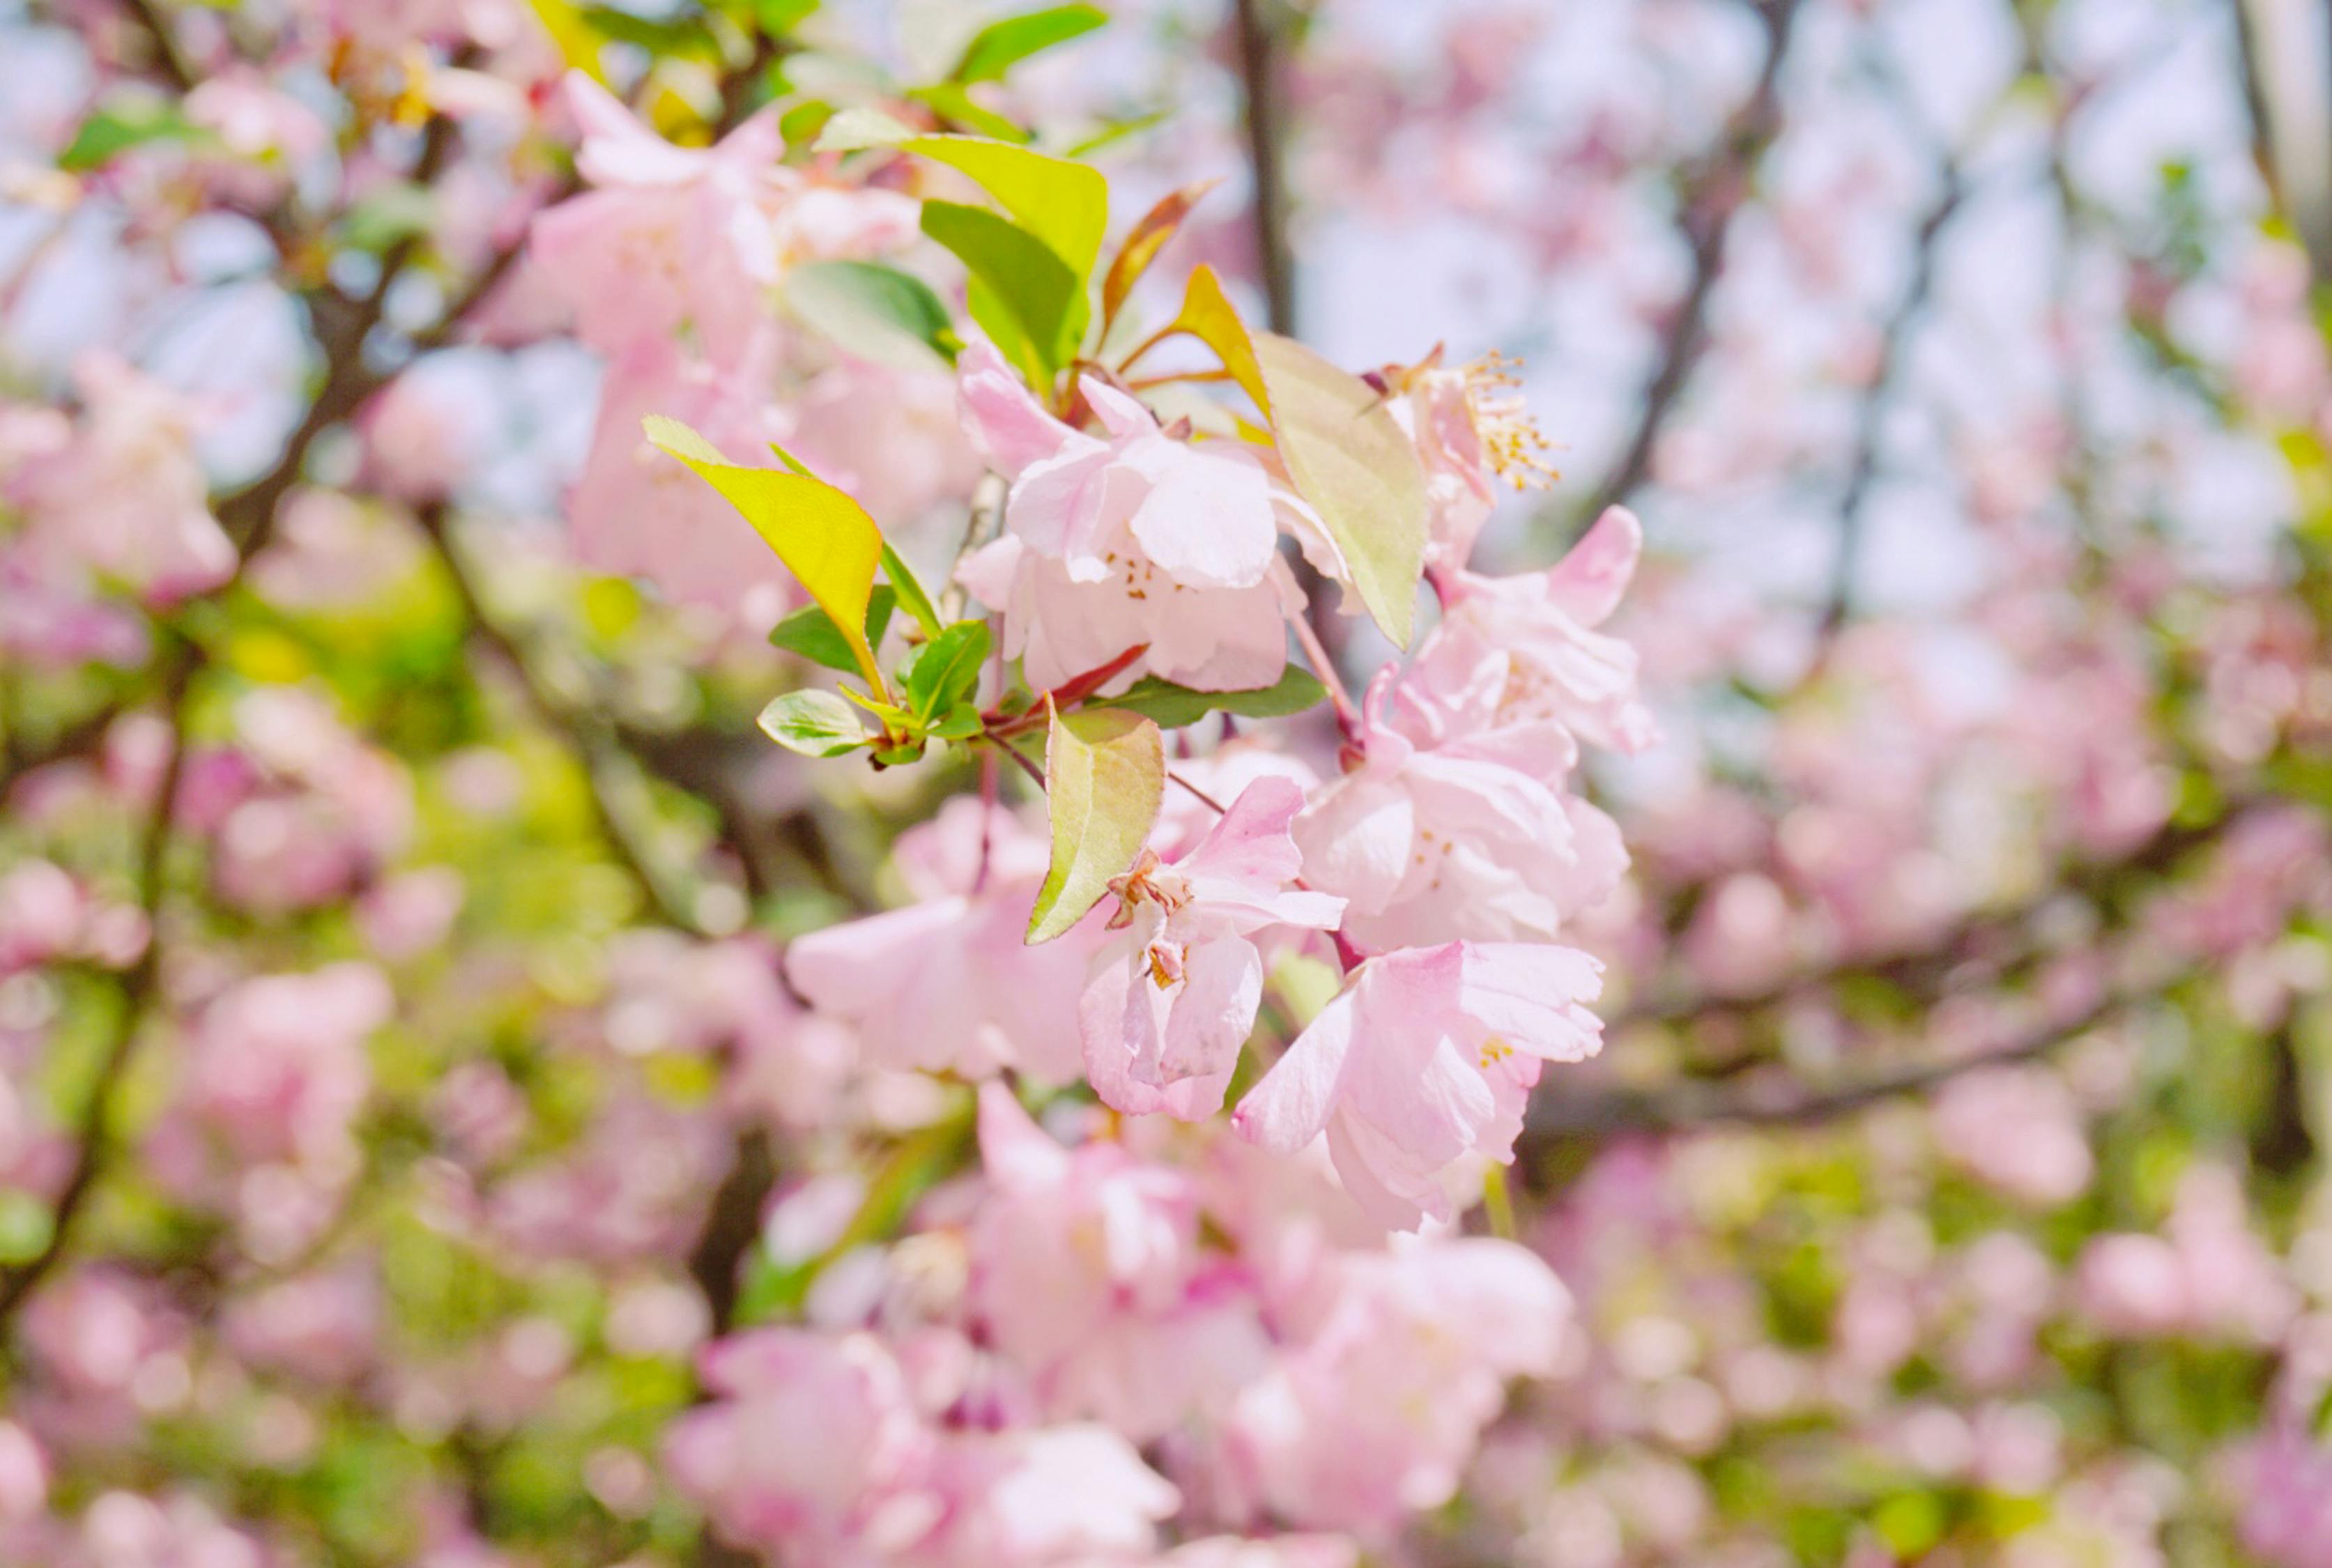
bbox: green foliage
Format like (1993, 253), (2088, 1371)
(769, 585), (899, 675)
(1088, 666), (1327, 729)
(58, 98), (205, 170)
(950, 5), (1109, 84)
(783, 260), (962, 369)
(758, 689), (870, 757)
(643, 416), (889, 695)
(921, 199), (1084, 385)
(1028, 702), (1164, 942)
(899, 620), (990, 725)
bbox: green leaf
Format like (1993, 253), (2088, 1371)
(1251, 332), (1430, 647)
(784, 260), (961, 369)
(921, 200), (1082, 379)
(58, 99), (205, 171)
(930, 702), (986, 740)
(1158, 269), (1429, 647)
(815, 106), (920, 153)
(1028, 702), (1163, 944)
(904, 83), (1033, 143)
(1089, 666), (1326, 729)
(752, 0), (820, 34)
(337, 183), (436, 255)
(644, 416), (889, 695)
(758, 689), (870, 758)
(768, 585), (897, 673)
(880, 543), (944, 637)
(951, 4), (1108, 83)
(898, 135), (1107, 284)
(778, 99), (834, 149)
(900, 620), (990, 721)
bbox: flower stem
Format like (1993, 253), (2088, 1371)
(1287, 606), (1360, 737)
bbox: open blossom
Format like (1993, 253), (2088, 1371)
(530, 75), (913, 366)
(955, 345), (1326, 692)
(969, 1086), (1268, 1440)
(1082, 778), (1344, 1121)
(665, 1328), (938, 1564)
(1233, 942), (1603, 1228)
(788, 798), (1099, 1082)
(1294, 663), (1623, 953)
(669, 1323), (1179, 1568)
(3, 354), (234, 604)
(1411, 505), (1657, 753)
(1220, 1238), (1570, 1533)
(1378, 349), (1558, 569)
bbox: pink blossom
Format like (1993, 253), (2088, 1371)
(1082, 778), (1344, 1121)
(1294, 666), (1623, 953)
(955, 345), (1324, 691)
(2235, 1418), (2332, 1567)
(527, 76), (785, 366)
(4, 355), (233, 605)
(0, 1421), (45, 1525)
(0, 859), (85, 972)
(665, 1329), (939, 1564)
(203, 688), (413, 916)
(922, 1424), (1180, 1567)
(220, 1268), (381, 1387)
(530, 73), (916, 364)
(566, 335), (799, 628)
(788, 799), (1100, 1083)
(602, 930), (855, 1130)
(1413, 505), (1656, 753)
(167, 963), (392, 1178)
(1380, 352), (1555, 569)
(1233, 942), (1603, 1228)
(1220, 1238), (1569, 1532)
(968, 1086), (1268, 1440)
(1931, 1066), (2094, 1207)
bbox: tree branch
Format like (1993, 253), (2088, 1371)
(0, 645), (194, 1328)
(414, 505), (722, 935)
(1523, 983), (2135, 1146)
(1816, 164), (1964, 637)
(1232, 0), (1297, 335)
(1574, 0), (1804, 523)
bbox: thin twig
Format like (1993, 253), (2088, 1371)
(0, 646), (194, 1327)
(1522, 985), (2135, 1146)
(118, 0), (197, 93)
(1169, 771), (1229, 815)
(415, 505), (713, 935)
(1816, 165), (1964, 638)
(1572, 0), (1804, 524)
(1286, 605), (1358, 735)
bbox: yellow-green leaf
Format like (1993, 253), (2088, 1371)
(1251, 332), (1429, 647)
(1104, 178), (1220, 332)
(903, 134), (1108, 283)
(1158, 268), (1429, 646)
(1027, 700), (1163, 944)
(1166, 264), (1266, 411)
(643, 415), (887, 694)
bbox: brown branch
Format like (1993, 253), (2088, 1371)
(0, 645), (194, 1327)
(1620, 801), (2235, 1033)
(1815, 164), (1965, 637)
(117, 0), (197, 94)
(414, 505), (721, 935)
(1524, 983), (2135, 1146)
(1232, 0), (1297, 335)
(220, 95), (472, 559)
(1574, 0), (1804, 523)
